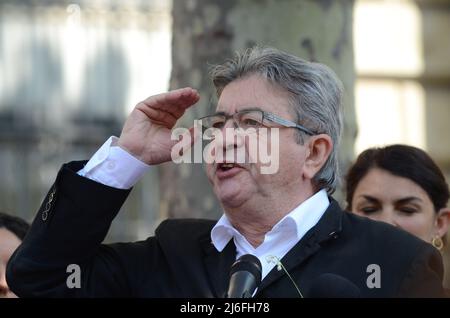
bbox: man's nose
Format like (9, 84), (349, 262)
(220, 119), (244, 150)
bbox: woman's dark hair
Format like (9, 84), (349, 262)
(0, 212), (30, 241)
(346, 145), (450, 212)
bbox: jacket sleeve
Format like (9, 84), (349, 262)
(6, 161), (139, 297)
(396, 242), (447, 297)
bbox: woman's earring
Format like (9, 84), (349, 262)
(432, 236), (444, 251)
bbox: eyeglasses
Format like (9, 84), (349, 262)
(198, 109), (316, 136)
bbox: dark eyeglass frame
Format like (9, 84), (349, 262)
(198, 109), (317, 136)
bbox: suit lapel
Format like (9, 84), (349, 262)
(199, 235), (236, 298)
(256, 199), (344, 295)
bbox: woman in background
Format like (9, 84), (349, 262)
(0, 212), (29, 298)
(345, 144), (450, 250)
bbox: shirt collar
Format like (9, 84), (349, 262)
(210, 189), (330, 252)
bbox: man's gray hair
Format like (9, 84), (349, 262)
(210, 46), (343, 194)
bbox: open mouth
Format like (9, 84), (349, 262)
(218, 163), (236, 171)
(216, 162), (244, 179)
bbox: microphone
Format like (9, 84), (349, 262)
(308, 273), (361, 298)
(226, 254), (262, 298)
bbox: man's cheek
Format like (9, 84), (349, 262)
(205, 164), (214, 180)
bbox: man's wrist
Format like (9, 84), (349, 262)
(77, 136), (150, 189)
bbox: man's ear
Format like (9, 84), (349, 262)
(303, 134), (333, 181)
(435, 208), (450, 238)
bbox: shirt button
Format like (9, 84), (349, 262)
(97, 150), (107, 161)
(107, 161), (115, 170)
(329, 231), (338, 239)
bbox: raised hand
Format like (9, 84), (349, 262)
(118, 87), (200, 165)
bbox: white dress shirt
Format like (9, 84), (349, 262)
(77, 136), (150, 189)
(78, 136), (330, 281)
(211, 190), (329, 280)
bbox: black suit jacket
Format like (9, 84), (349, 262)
(6, 161), (446, 297)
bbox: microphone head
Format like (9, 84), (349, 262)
(230, 254), (262, 282)
(227, 254), (262, 298)
(308, 273), (361, 298)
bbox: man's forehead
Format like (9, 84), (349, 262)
(214, 75), (294, 116)
(215, 101), (294, 118)
(213, 106), (263, 115)
(215, 99), (287, 114)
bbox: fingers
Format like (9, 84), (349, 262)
(141, 87), (200, 118)
(135, 87), (200, 128)
(137, 105), (178, 128)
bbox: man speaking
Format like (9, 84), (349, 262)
(7, 47), (446, 297)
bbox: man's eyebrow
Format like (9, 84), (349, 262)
(240, 106), (264, 112)
(212, 111), (227, 116)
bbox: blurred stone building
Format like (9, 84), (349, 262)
(354, 0), (450, 183)
(354, 0), (450, 287)
(0, 0), (172, 241)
